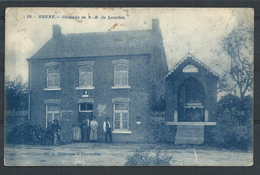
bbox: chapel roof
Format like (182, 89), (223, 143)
(164, 53), (219, 79)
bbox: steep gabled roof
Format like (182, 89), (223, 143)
(29, 19), (167, 60)
(164, 53), (219, 79)
(30, 30), (153, 59)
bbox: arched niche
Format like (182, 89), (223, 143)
(178, 77), (205, 122)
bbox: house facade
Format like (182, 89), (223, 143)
(27, 19), (168, 143)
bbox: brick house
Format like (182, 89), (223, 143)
(27, 19), (168, 143)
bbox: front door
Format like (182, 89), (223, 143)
(79, 102), (93, 141)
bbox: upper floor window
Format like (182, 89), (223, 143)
(45, 62), (61, 90)
(79, 66), (93, 87)
(77, 61), (94, 90)
(112, 59), (130, 89)
(47, 67), (60, 87)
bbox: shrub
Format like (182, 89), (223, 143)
(125, 149), (172, 166)
(213, 94), (252, 150)
(6, 123), (53, 145)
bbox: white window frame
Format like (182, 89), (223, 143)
(112, 59), (130, 89)
(76, 61), (95, 90)
(45, 62), (61, 91)
(46, 104), (60, 128)
(47, 67), (60, 88)
(112, 98), (132, 134)
(79, 66), (93, 88)
(114, 64), (128, 85)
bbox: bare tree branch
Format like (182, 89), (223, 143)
(218, 20), (253, 99)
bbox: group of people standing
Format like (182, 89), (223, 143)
(81, 116), (98, 142)
(81, 116), (112, 143)
(51, 116), (113, 145)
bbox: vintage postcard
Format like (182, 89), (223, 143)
(5, 8), (253, 166)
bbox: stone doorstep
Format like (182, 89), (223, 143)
(174, 125), (204, 145)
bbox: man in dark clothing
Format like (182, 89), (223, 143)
(82, 116), (90, 142)
(103, 117), (112, 143)
(51, 119), (63, 145)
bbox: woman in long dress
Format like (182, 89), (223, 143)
(89, 117), (98, 142)
(72, 121), (81, 142)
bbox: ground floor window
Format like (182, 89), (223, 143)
(46, 104), (60, 129)
(113, 98), (130, 131)
(114, 112), (128, 130)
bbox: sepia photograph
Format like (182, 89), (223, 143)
(4, 8), (253, 166)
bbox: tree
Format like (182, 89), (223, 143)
(219, 20), (253, 99)
(212, 18), (253, 151)
(5, 75), (28, 111)
(213, 94), (252, 150)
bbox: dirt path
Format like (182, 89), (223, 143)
(4, 143), (253, 166)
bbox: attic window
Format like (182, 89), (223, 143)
(182, 64), (198, 73)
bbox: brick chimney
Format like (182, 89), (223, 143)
(53, 24), (61, 38)
(152, 19), (160, 33)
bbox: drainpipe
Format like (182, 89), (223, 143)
(28, 92), (31, 120)
(28, 60), (31, 120)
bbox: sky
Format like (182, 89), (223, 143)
(5, 8), (253, 82)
